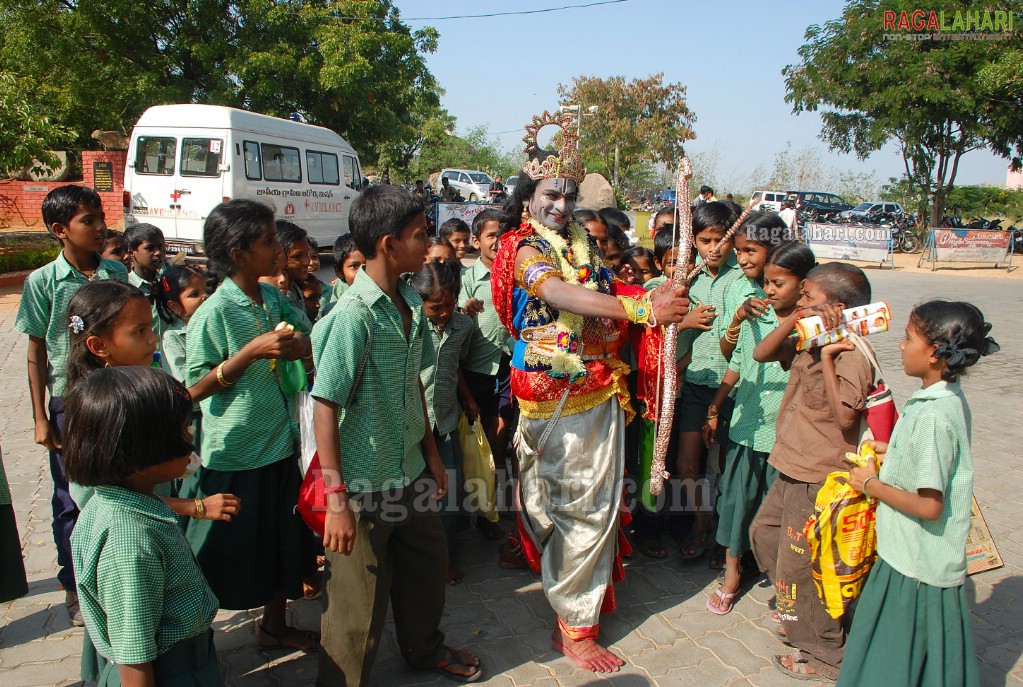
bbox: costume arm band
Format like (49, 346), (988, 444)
(518, 256), (562, 298)
(617, 293), (654, 326)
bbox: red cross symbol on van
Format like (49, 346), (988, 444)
(170, 190), (182, 202)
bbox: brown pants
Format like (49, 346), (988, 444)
(749, 474), (845, 680)
(317, 476), (448, 687)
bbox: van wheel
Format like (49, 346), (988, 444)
(469, 194), (478, 202)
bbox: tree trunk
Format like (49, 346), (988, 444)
(613, 143), (620, 190)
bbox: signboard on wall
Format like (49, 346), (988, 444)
(918, 228), (1012, 270)
(92, 161), (114, 192)
(804, 223), (894, 266)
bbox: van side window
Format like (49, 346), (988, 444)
(262, 143), (302, 183)
(343, 155), (360, 190)
(306, 151), (340, 185)
(243, 141), (261, 180)
(180, 138), (223, 177)
(135, 137), (176, 176)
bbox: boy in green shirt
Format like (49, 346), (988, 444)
(312, 184), (482, 686)
(14, 185), (128, 625)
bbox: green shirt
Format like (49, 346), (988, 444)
(328, 279), (348, 303)
(458, 259), (511, 375)
(15, 253), (129, 397)
(421, 312), (474, 436)
(725, 283), (790, 453)
(877, 381), (974, 587)
(679, 254), (742, 387)
(186, 278), (298, 471)
(311, 270), (427, 493)
(129, 268), (166, 366)
(161, 320), (188, 384)
(71, 486), (218, 665)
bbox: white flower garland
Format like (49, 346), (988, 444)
(526, 216), (599, 380)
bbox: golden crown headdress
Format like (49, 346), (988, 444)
(521, 111), (586, 182)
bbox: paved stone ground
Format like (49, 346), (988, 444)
(1, 267), (1021, 687)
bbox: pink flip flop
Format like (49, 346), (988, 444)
(706, 588), (738, 615)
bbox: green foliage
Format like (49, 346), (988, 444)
(0, 74), (72, 175)
(557, 73), (696, 192)
(0, 246), (61, 274)
(784, 0), (1023, 225)
(0, 0), (438, 166)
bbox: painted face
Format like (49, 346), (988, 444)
(473, 221), (501, 266)
(694, 227), (731, 269)
(763, 264), (802, 315)
(627, 255), (657, 285)
(285, 239), (312, 282)
(733, 234), (769, 282)
(56, 203), (107, 254)
(341, 250), (366, 285)
(425, 243), (456, 264)
(423, 288), (456, 329)
(528, 178), (577, 230)
(447, 230), (471, 259)
(900, 320), (938, 379)
(103, 297), (158, 367)
(169, 272), (207, 324)
(798, 278), (831, 309)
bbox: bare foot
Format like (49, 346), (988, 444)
(551, 629), (624, 673)
(447, 565), (465, 585)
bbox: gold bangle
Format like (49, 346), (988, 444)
(194, 498), (205, 520)
(724, 330), (740, 344)
(216, 362), (234, 387)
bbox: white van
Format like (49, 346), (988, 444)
(750, 190), (792, 212)
(123, 104), (364, 255)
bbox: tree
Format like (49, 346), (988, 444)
(0, 74), (72, 175)
(0, 0), (439, 165)
(783, 0), (1023, 226)
(557, 74), (696, 192)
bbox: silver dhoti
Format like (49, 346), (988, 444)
(515, 397), (625, 634)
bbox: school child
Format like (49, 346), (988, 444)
(328, 233), (366, 304)
(439, 217), (471, 260)
(274, 219), (314, 328)
(458, 209), (511, 541)
(412, 260), (481, 585)
(306, 236), (330, 317)
(311, 184), (482, 685)
(703, 238), (815, 614)
(574, 208), (611, 256)
(101, 229), (129, 268)
(64, 367), (224, 687)
(0, 444), (28, 604)
(427, 234), (458, 263)
(184, 199), (317, 652)
(674, 201), (744, 561)
(124, 223), (166, 293)
(156, 264), (208, 385)
(647, 206), (675, 237)
(649, 226), (697, 289)
(620, 246), (659, 286)
(604, 225), (630, 274)
(749, 262), (876, 682)
(302, 276), (324, 321)
(14, 185), (128, 625)
(838, 301), (996, 687)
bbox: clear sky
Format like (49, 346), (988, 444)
(398, 0), (1011, 189)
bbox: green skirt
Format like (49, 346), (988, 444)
(0, 504), (28, 603)
(715, 441), (777, 556)
(90, 629), (223, 687)
(837, 559), (979, 687)
(181, 457), (314, 610)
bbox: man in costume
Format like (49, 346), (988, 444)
(491, 112), (690, 672)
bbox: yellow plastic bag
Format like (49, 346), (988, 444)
(804, 470), (878, 619)
(458, 413), (498, 521)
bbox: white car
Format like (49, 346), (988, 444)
(750, 190), (792, 212)
(440, 168), (494, 202)
(839, 202), (905, 221)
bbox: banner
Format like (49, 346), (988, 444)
(919, 228), (1013, 270)
(804, 223), (893, 266)
(435, 202), (490, 229)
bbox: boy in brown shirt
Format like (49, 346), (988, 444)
(750, 263), (875, 682)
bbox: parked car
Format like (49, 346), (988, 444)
(439, 168), (495, 202)
(504, 175), (518, 199)
(750, 190), (792, 212)
(792, 190), (853, 213)
(839, 201), (905, 221)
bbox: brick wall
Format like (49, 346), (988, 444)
(0, 151), (127, 229)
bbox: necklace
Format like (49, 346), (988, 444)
(524, 216), (599, 381)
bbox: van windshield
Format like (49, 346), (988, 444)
(468, 172), (493, 184)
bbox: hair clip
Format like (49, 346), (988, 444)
(162, 276), (171, 292)
(68, 315), (85, 334)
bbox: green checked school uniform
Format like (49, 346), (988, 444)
(128, 268), (166, 365)
(458, 259), (510, 375)
(839, 381), (979, 687)
(715, 279), (788, 556)
(15, 253), (128, 398)
(181, 278), (307, 609)
(72, 486), (221, 687)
